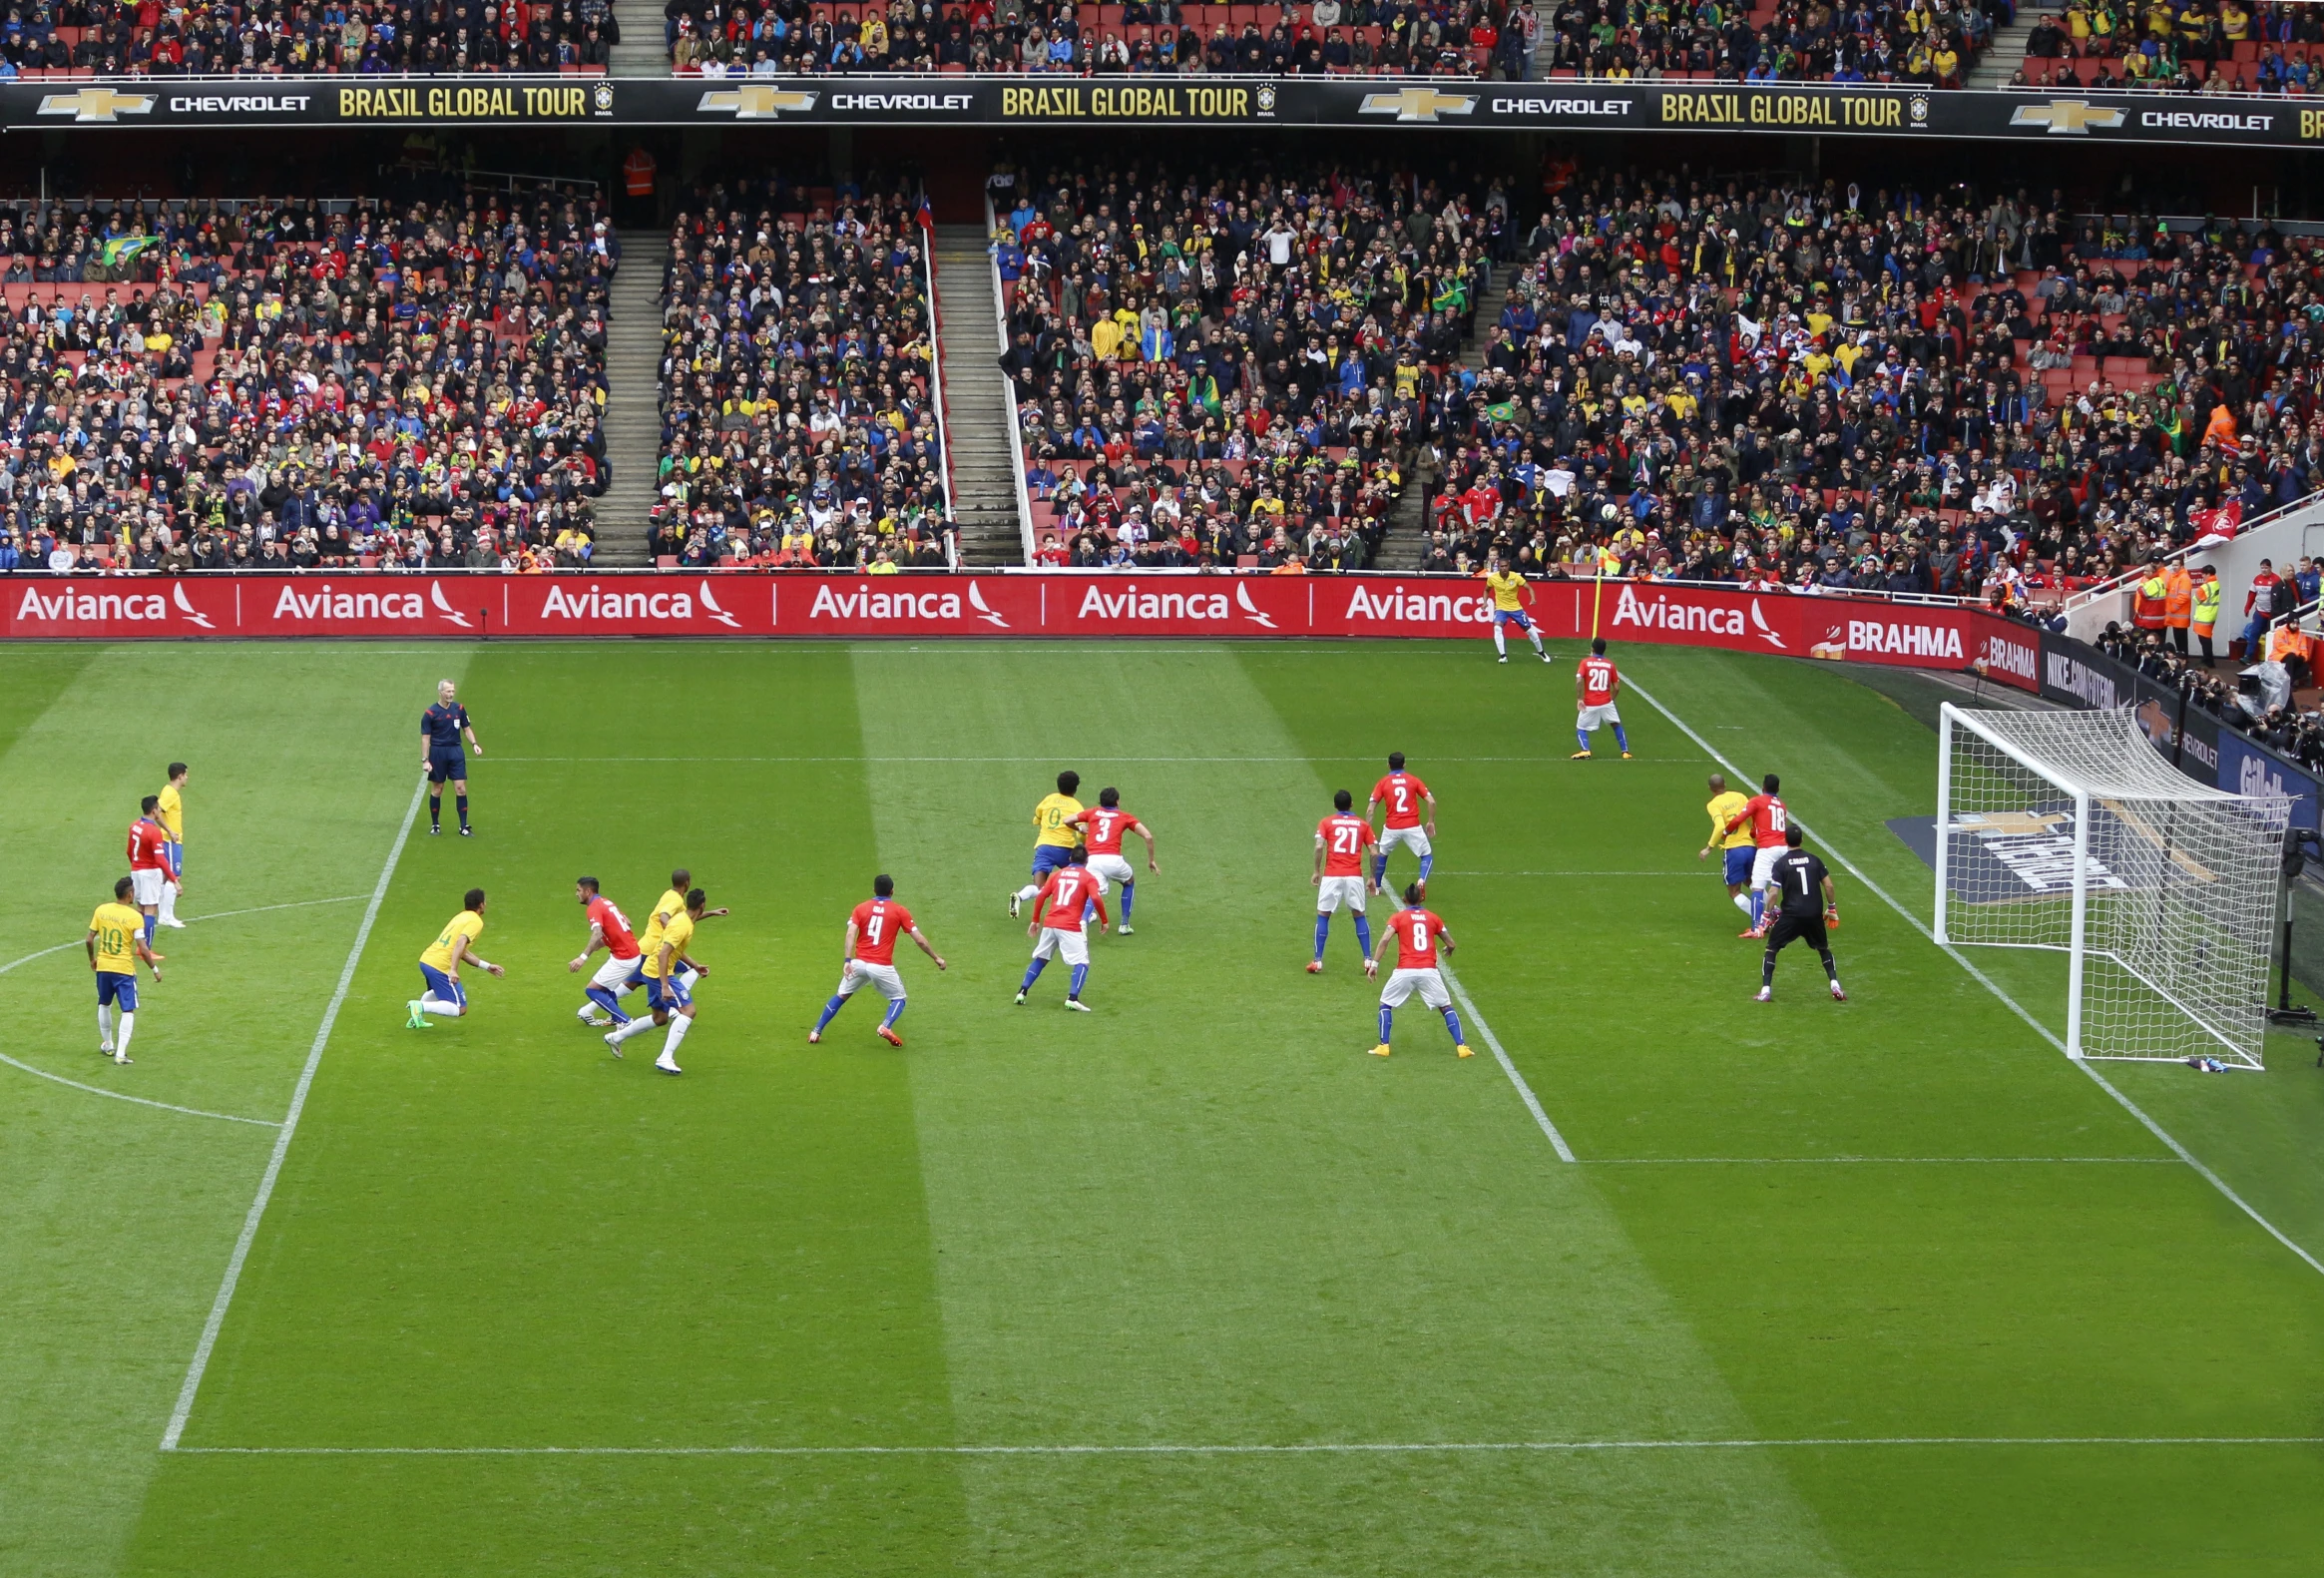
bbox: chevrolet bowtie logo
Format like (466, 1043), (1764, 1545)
(2008, 100), (2126, 136)
(38, 88), (157, 123)
(697, 86), (819, 119)
(1357, 88), (1476, 124)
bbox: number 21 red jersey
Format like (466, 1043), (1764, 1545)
(850, 897), (914, 965)
(1580, 656), (1618, 707)
(1317, 813), (1375, 875)
(1370, 772), (1430, 829)
(1387, 907), (1447, 969)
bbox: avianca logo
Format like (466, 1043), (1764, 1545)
(698, 580), (739, 629)
(429, 581), (472, 628)
(968, 580), (1008, 629)
(1079, 585), (1233, 622)
(540, 583), (704, 622)
(1610, 585), (1744, 637)
(14, 584), (171, 623)
(172, 583), (214, 629)
(274, 583), (429, 622)
(808, 584), (969, 621)
(1749, 600), (1786, 650)
(1342, 585), (1491, 625)
(1234, 584), (1277, 630)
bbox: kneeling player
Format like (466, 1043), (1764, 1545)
(607, 888), (708, 1073)
(89, 876), (164, 1065)
(1755, 826), (1844, 1002)
(1365, 885), (1471, 1058)
(1071, 789), (1158, 934)
(1017, 848), (1107, 1011)
(569, 876), (644, 1027)
(408, 888), (503, 1026)
(812, 874), (947, 1046)
(1309, 789), (1376, 973)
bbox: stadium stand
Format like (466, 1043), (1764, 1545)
(1535, 0), (1997, 86)
(0, 0), (622, 74)
(2019, 0), (2324, 93)
(0, 186), (615, 574)
(647, 177), (954, 569)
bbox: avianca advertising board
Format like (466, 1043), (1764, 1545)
(0, 571), (2039, 688)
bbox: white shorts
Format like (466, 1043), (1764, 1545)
(132, 868), (164, 906)
(1577, 703), (1623, 732)
(1089, 852), (1136, 884)
(1751, 845), (1782, 888)
(837, 960), (906, 1002)
(1316, 875), (1368, 914)
(1032, 926), (1090, 967)
(1379, 967), (1451, 1009)
(590, 952), (644, 991)
(1378, 825), (1432, 858)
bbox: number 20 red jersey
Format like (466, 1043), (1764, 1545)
(1580, 656), (1618, 707)
(850, 897), (914, 965)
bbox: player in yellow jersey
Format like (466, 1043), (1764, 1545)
(1010, 770), (1086, 917)
(1696, 773), (1759, 924)
(607, 888), (708, 1075)
(407, 887), (504, 1027)
(155, 762), (189, 929)
(637, 865), (727, 1008)
(1480, 555), (1549, 664)
(89, 875), (164, 1064)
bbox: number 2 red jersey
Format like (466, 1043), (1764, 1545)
(1073, 806), (1137, 855)
(1387, 906), (1447, 970)
(1580, 656), (1618, 707)
(1035, 868), (1108, 933)
(1728, 792), (1789, 848)
(1370, 772), (1430, 829)
(1317, 813), (1376, 875)
(849, 897), (914, 965)
(588, 894), (641, 959)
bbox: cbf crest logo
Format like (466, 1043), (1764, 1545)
(1254, 83), (1277, 115)
(1909, 93), (1931, 127)
(593, 81), (615, 116)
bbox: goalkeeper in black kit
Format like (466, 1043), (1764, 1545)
(1755, 825), (1845, 1003)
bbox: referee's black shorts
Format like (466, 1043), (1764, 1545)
(1763, 910), (1830, 954)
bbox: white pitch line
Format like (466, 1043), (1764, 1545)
(164, 1435), (2324, 1457)
(1623, 675), (2324, 1281)
(160, 784), (428, 1452)
(1439, 961), (1575, 1163)
(1438, 870), (1702, 878)
(489, 756), (1652, 766)
(1582, 1156), (2179, 1166)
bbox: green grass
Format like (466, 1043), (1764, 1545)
(3, 638), (2321, 1576)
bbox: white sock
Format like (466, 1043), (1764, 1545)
(420, 994), (463, 1017)
(1530, 632), (1546, 655)
(160, 881), (178, 923)
(1014, 883), (1040, 903)
(609, 1014), (659, 1044)
(115, 1011), (136, 1059)
(99, 1003), (114, 1046)
(1733, 892), (1754, 916)
(676, 965), (701, 993)
(1493, 628), (1507, 656)
(659, 1015), (693, 1063)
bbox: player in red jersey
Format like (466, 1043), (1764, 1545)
(811, 873), (947, 1045)
(1017, 848), (1109, 1011)
(1367, 752), (1436, 896)
(569, 876), (646, 1028)
(126, 795), (180, 949)
(1309, 789), (1376, 973)
(1071, 789), (1158, 934)
(1364, 885), (1472, 1058)
(1571, 638), (1630, 759)
(1721, 773), (1790, 937)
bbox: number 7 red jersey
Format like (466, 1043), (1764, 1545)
(1726, 792), (1789, 848)
(850, 897), (914, 965)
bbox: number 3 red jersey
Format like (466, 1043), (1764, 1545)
(1387, 907), (1447, 969)
(1370, 772), (1430, 829)
(588, 895), (641, 959)
(1579, 656), (1618, 707)
(1728, 792), (1789, 848)
(850, 897), (914, 965)
(1073, 806), (1137, 855)
(1317, 813), (1376, 875)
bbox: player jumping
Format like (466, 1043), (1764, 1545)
(408, 887), (504, 1026)
(608, 888), (709, 1073)
(1365, 884), (1471, 1058)
(126, 795), (179, 949)
(1482, 555), (1550, 664)
(1017, 847), (1107, 1011)
(1071, 789), (1157, 934)
(1722, 774), (1790, 938)
(1697, 773), (1757, 924)
(156, 763), (189, 929)
(1310, 789), (1376, 973)
(1756, 826), (1845, 1002)
(1368, 753), (1436, 896)
(811, 874), (947, 1046)
(421, 680), (482, 837)
(569, 876), (644, 1028)
(89, 875), (164, 1065)
(1010, 771), (1086, 918)
(1572, 638), (1630, 759)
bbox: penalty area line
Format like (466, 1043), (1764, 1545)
(1623, 675), (2324, 1282)
(160, 784), (429, 1453)
(167, 1436), (2324, 1457)
(1439, 961), (1575, 1163)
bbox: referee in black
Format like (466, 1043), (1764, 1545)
(420, 680), (483, 836)
(1755, 825), (1844, 1002)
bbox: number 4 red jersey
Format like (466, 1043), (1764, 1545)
(850, 897), (914, 965)
(1387, 907), (1447, 970)
(1727, 792), (1789, 848)
(1370, 772), (1430, 829)
(1317, 813), (1376, 875)
(1580, 656), (1618, 707)
(1072, 806), (1137, 855)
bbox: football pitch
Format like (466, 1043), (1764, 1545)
(7, 636), (2324, 1576)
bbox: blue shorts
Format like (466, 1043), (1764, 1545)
(427, 750), (468, 785)
(1031, 843), (1077, 879)
(1723, 846), (1754, 886)
(1493, 609), (1533, 630)
(646, 972), (692, 1012)
(96, 970), (138, 1011)
(418, 963), (466, 1009)
(166, 841), (183, 874)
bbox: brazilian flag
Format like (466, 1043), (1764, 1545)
(97, 236), (161, 270)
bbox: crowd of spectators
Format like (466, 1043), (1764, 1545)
(0, 184), (616, 575)
(2093, 579), (2324, 772)
(651, 175), (952, 569)
(2020, 0), (2324, 94)
(997, 160), (1507, 570)
(0, 0), (622, 76)
(1537, 0), (1996, 87)
(668, 0), (1527, 77)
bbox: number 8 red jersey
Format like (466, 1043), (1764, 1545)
(1388, 907), (1446, 969)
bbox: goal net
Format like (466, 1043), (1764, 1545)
(1936, 704), (2290, 1068)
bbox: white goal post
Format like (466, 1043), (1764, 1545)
(1935, 704), (2291, 1068)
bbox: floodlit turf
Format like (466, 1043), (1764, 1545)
(3, 637), (2322, 1576)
